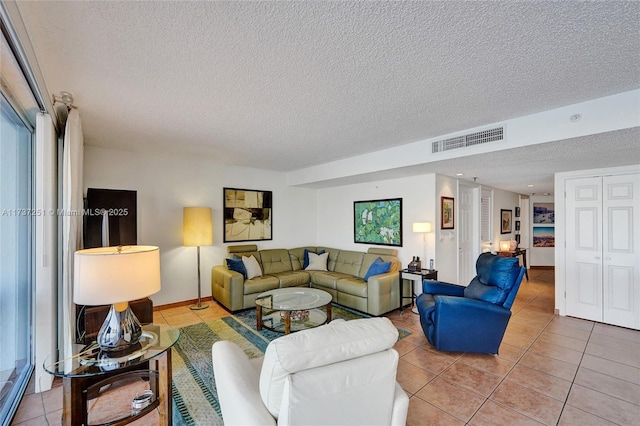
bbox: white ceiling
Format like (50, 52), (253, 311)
(14, 0), (640, 194)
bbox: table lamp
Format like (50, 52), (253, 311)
(183, 207), (213, 310)
(74, 245), (161, 353)
(412, 221), (433, 266)
(499, 240), (511, 252)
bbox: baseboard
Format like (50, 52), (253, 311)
(529, 266), (554, 270)
(154, 296), (214, 311)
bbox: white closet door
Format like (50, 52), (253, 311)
(566, 177), (603, 322)
(602, 174), (640, 329)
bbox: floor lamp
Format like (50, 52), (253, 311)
(183, 207), (213, 310)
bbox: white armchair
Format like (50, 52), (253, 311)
(212, 317), (409, 426)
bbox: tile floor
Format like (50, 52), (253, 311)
(12, 268), (640, 425)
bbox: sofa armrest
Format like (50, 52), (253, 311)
(391, 382), (409, 426)
(366, 271), (399, 315)
(211, 265), (245, 311)
(422, 280), (466, 297)
(212, 341), (275, 426)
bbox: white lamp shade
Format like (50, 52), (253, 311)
(183, 207), (213, 246)
(412, 222), (432, 233)
(74, 245), (161, 305)
(499, 240), (511, 251)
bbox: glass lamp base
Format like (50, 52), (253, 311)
(97, 303), (143, 352)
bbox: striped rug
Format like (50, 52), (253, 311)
(170, 306), (410, 425)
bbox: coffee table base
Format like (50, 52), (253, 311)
(257, 303), (332, 334)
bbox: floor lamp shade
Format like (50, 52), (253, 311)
(183, 207), (213, 246)
(73, 245), (161, 352)
(412, 222), (432, 233)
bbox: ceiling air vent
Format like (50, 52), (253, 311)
(432, 126), (504, 153)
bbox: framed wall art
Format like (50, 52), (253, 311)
(353, 198), (402, 246)
(500, 209), (512, 234)
(223, 187), (272, 242)
(533, 226), (555, 247)
(441, 197), (454, 230)
(533, 203), (555, 224)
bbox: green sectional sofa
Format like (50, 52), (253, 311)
(211, 245), (406, 316)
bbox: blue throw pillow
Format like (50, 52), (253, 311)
(226, 257), (247, 279)
(303, 249), (325, 269)
(364, 257), (391, 281)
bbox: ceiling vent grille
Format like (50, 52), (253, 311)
(432, 126), (504, 153)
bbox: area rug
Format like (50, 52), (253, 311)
(171, 305), (410, 425)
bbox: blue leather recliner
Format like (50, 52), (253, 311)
(416, 253), (526, 354)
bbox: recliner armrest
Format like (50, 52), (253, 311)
(430, 295), (512, 353)
(422, 280), (466, 297)
(212, 341), (276, 426)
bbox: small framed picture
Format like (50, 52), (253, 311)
(515, 220), (521, 231)
(441, 197), (454, 230)
(515, 234), (521, 244)
(501, 209), (512, 234)
(515, 207), (521, 217)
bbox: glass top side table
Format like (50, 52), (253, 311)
(44, 324), (180, 426)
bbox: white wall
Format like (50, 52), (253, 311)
(317, 174), (437, 270)
(491, 187), (520, 249)
(435, 175), (458, 283)
(84, 146), (317, 306)
(530, 194), (555, 266)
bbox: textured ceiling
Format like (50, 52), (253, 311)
(14, 0), (640, 194)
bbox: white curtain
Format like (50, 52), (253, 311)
(61, 109), (83, 360)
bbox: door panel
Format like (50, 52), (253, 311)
(458, 186), (476, 285)
(566, 177), (603, 322)
(602, 174), (639, 329)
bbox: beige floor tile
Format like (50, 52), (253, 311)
(401, 346), (457, 375)
(541, 322), (592, 341)
(549, 315), (594, 332)
(506, 365), (571, 401)
(506, 321), (544, 338)
(501, 331), (536, 349)
(161, 311), (202, 327)
(490, 380), (563, 426)
(393, 338), (419, 357)
(497, 342), (527, 362)
(415, 377), (486, 422)
(396, 359), (436, 395)
(518, 351), (578, 382)
(459, 353), (515, 377)
(406, 396), (465, 426)
(588, 331), (640, 356)
(469, 400), (543, 426)
(536, 331), (588, 352)
(567, 384), (640, 425)
(580, 353), (640, 385)
(593, 322), (640, 344)
(529, 339), (583, 365)
(574, 367), (640, 405)
(439, 362), (503, 397)
(158, 305), (193, 317)
(557, 405), (616, 426)
(11, 392), (45, 423)
(585, 340), (640, 368)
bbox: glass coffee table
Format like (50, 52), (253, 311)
(255, 288), (332, 334)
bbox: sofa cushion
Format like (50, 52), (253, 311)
(309, 271), (343, 290)
(333, 250), (364, 276)
(305, 252), (329, 271)
(276, 271), (310, 288)
(259, 317), (399, 418)
(242, 255), (263, 279)
(363, 257), (391, 281)
(260, 249), (293, 274)
(336, 276), (368, 298)
(225, 257), (247, 278)
(243, 275), (279, 295)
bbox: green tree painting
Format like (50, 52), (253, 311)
(354, 198), (402, 246)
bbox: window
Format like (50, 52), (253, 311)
(0, 94), (33, 424)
